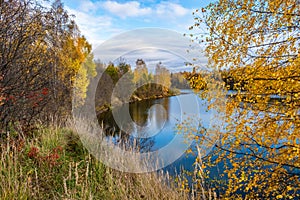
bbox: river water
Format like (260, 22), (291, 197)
(98, 89), (222, 174)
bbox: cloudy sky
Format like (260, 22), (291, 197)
(62, 0), (212, 71)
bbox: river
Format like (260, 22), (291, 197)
(97, 89), (221, 174)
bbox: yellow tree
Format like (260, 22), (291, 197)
(189, 0), (300, 199)
(133, 59), (149, 86)
(0, 0), (96, 130)
(59, 35), (96, 108)
(154, 62), (171, 93)
(133, 59), (152, 94)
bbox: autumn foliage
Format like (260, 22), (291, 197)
(189, 0), (300, 198)
(0, 0), (96, 131)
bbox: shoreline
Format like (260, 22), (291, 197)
(96, 89), (182, 115)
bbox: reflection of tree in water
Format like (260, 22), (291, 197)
(131, 98), (170, 126)
(97, 98), (170, 152)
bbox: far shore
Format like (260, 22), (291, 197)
(95, 88), (186, 115)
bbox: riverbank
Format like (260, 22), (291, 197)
(130, 88), (180, 102)
(96, 88), (181, 115)
(0, 123), (209, 199)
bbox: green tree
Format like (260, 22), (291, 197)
(105, 63), (119, 84)
(117, 59), (131, 75)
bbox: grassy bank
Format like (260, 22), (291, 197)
(0, 123), (200, 200)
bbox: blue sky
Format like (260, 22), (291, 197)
(62, 0), (212, 71)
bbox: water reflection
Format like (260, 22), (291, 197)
(131, 98), (170, 126)
(97, 90), (216, 173)
(97, 97), (172, 152)
(98, 97), (170, 135)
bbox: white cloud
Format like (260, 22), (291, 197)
(66, 6), (115, 46)
(79, 0), (99, 13)
(92, 28), (205, 72)
(63, 1), (196, 51)
(155, 2), (190, 18)
(102, 1), (152, 19)
(101, 1), (190, 20)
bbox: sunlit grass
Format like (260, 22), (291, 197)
(0, 121), (216, 199)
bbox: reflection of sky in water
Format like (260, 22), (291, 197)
(99, 89), (222, 172)
(129, 89), (217, 152)
(131, 104), (167, 138)
(102, 89), (300, 177)
(100, 89), (221, 153)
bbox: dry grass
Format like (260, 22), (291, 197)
(0, 121), (217, 199)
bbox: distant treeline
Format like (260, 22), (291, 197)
(94, 59), (190, 113)
(185, 67), (263, 91)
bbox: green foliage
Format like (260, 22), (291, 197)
(96, 59), (176, 113)
(105, 63), (120, 84)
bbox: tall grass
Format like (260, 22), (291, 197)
(0, 121), (217, 199)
